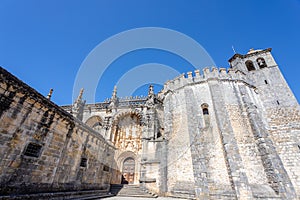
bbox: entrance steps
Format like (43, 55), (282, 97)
(110, 184), (157, 198)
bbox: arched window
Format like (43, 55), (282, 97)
(203, 108), (209, 115)
(201, 103), (210, 127)
(245, 60), (255, 71)
(256, 57), (267, 68)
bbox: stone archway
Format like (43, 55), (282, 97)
(112, 151), (140, 185)
(110, 111), (143, 185)
(85, 115), (103, 133)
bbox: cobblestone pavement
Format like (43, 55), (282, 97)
(104, 197), (188, 200)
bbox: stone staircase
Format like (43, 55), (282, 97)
(110, 184), (158, 198)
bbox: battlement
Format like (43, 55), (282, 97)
(163, 66), (251, 92)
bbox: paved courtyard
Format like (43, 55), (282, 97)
(104, 197), (188, 200)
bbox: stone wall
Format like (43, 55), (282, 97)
(0, 67), (115, 196)
(267, 106), (300, 195)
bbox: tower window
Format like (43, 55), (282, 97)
(201, 103), (210, 127)
(276, 100), (280, 105)
(245, 60), (255, 71)
(264, 80), (268, 84)
(23, 143), (42, 158)
(203, 108), (209, 115)
(257, 58), (267, 68)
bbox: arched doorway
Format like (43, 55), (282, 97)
(122, 157), (135, 184)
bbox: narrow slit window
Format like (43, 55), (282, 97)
(276, 100), (280, 105)
(80, 157), (87, 167)
(201, 103), (210, 127)
(265, 80), (268, 84)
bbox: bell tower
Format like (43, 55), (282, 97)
(228, 48), (298, 108)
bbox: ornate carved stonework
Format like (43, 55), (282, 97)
(113, 114), (142, 153)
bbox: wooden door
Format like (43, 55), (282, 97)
(122, 157), (135, 184)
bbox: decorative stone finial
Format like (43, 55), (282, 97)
(46, 88), (53, 100)
(72, 88), (85, 121)
(146, 85), (155, 108)
(112, 85), (117, 99)
(148, 85), (154, 97)
(76, 88), (84, 103)
(108, 85), (119, 112)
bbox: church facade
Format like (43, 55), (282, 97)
(0, 48), (299, 199)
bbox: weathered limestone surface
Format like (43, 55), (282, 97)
(163, 89), (196, 199)
(0, 67), (115, 196)
(267, 107), (300, 195)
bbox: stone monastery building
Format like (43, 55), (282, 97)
(0, 48), (299, 199)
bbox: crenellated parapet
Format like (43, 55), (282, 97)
(163, 66), (255, 92)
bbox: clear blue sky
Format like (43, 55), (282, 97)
(1, 0), (299, 105)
